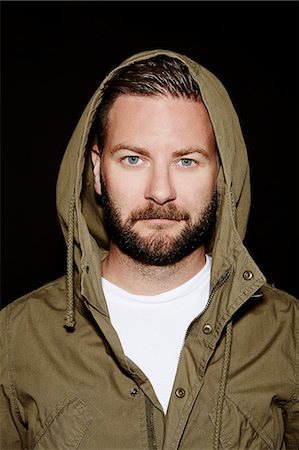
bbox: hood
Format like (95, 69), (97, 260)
(56, 49), (266, 327)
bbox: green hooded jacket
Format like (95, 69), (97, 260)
(1, 50), (298, 450)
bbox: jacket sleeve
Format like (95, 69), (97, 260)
(0, 306), (25, 450)
(0, 386), (24, 449)
(283, 299), (299, 450)
(283, 399), (299, 450)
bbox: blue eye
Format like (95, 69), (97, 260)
(180, 158), (193, 167)
(127, 156), (140, 165)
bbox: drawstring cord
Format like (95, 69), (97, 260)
(213, 320), (233, 450)
(65, 195), (76, 328)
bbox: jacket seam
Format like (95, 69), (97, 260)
(5, 305), (23, 424)
(294, 307), (299, 399)
(224, 390), (275, 448)
(32, 396), (92, 448)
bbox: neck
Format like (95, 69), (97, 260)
(101, 245), (207, 295)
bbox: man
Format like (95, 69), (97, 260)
(1, 50), (298, 449)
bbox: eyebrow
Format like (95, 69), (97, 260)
(172, 147), (209, 159)
(110, 144), (150, 157)
(110, 144), (209, 158)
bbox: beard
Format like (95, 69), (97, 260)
(100, 176), (217, 266)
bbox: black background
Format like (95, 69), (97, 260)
(1, 1), (298, 308)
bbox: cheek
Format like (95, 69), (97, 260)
(180, 172), (216, 196)
(199, 167), (218, 195)
(107, 176), (141, 199)
(105, 180), (143, 218)
(104, 167), (145, 200)
(177, 177), (216, 214)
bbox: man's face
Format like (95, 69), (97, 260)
(92, 95), (219, 266)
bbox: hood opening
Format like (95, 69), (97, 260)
(58, 49), (265, 359)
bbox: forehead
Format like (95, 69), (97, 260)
(108, 94), (208, 119)
(105, 94), (215, 147)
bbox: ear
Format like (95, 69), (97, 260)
(91, 144), (102, 195)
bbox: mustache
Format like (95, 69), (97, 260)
(128, 203), (190, 223)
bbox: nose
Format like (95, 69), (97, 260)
(144, 165), (176, 205)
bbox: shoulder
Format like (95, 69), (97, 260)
(234, 283), (298, 338)
(238, 283), (299, 343)
(0, 277), (69, 368)
(0, 276), (66, 327)
(259, 283), (298, 313)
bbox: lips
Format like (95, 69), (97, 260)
(138, 216), (183, 221)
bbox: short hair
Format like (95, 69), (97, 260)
(96, 55), (201, 150)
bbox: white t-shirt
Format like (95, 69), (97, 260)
(102, 255), (211, 413)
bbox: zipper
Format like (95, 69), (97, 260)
(175, 268), (231, 375)
(145, 395), (158, 450)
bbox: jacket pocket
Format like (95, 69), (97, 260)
(32, 396), (92, 450)
(209, 392), (283, 450)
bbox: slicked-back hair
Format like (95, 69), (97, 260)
(96, 55), (201, 151)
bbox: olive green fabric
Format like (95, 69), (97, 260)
(1, 50), (298, 449)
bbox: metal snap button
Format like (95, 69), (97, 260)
(175, 388), (185, 398)
(130, 388), (138, 397)
(243, 270), (253, 280)
(203, 324), (212, 334)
